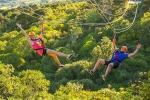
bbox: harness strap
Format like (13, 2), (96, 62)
(40, 15), (45, 48)
(31, 38), (45, 50)
(113, 32), (119, 62)
(114, 51), (118, 62)
(34, 48), (44, 50)
(39, 38), (45, 48)
(31, 15), (45, 51)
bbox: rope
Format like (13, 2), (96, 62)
(92, 0), (116, 34)
(79, 0), (129, 27)
(112, 32), (119, 62)
(89, 0), (108, 24)
(81, 0), (139, 34)
(115, 4), (138, 33)
(41, 15), (44, 35)
(93, 1), (129, 17)
(93, 0), (139, 33)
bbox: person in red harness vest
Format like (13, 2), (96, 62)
(16, 23), (73, 68)
(87, 35), (141, 81)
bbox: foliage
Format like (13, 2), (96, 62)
(91, 36), (113, 61)
(79, 40), (97, 58)
(148, 70), (150, 79)
(54, 82), (142, 100)
(55, 60), (92, 80)
(0, 62), (53, 99)
(0, 0), (149, 99)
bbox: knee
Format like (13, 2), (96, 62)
(97, 59), (104, 64)
(49, 54), (56, 58)
(108, 63), (114, 68)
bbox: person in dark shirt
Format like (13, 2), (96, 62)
(87, 37), (141, 81)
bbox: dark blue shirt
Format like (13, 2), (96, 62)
(111, 50), (128, 65)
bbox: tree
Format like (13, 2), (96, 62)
(0, 13), (4, 24)
(69, 25), (82, 49)
(0, 62), (53, 99)
(91, 36), (113, 61)
(79, 40), (97, 58)
(16, 13), (37, 29)
(140, 12), (150, 52)
(18, 70), (50, 98)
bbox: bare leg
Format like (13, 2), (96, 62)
(105, 63), (114, 77)
(92, 59), (105, 72)
(46, 49), (69, 57)
(48, 53), (62, 66)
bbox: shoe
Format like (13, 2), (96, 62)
(87, 70), (94, 75)
(68, 54), (73, 60)
(58, 65), (65, 68)
(102, 75), (106, 81)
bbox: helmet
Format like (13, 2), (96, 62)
(28, 32), (35, 36)
(122, 46), (128, 52)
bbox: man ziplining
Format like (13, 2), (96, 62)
(16, 23), (73, 68)
(87, 34), (141, 81)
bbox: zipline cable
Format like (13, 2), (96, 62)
(78, 0), (129, 26)
(115, 4), (138, 33)
(93, 1), (129, 17)
(93, 0), (139, 32)
(81, 0), (139, 34)
(92, 0), (116, 34)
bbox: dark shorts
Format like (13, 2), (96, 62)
(42, 48), (47, 56)
(104, 60), (119, 69)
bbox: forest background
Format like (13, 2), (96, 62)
(0, 0), (150, 99)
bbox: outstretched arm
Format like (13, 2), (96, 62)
(39, 17), (44, 39)
(16, 23), (33, 46)
(39, 24), (44, 38)
(113, 35), (117, 52)
(128, 43), (141, 58)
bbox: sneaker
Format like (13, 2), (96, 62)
(87, 70), (94, 75)
(68, 54), (73, 60)
(58, 65), (65, 68)
(102, 75), (106, 81)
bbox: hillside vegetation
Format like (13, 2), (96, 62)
(0, 0), (150, 99)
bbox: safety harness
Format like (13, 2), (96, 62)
(31, 15), (45, 51)
(113, 33), (119, 62)
(31, 38), (45, 50)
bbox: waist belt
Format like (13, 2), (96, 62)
(110, 60), (121, 63)
(34, 48), (44, 50)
